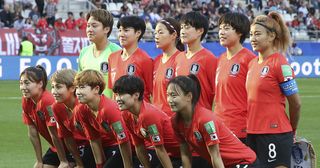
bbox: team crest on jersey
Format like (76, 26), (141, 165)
(74, 121), (83, 131)
(100, 62), (109, 74)
(190, 63), (200, 74)
(194, 131), (202, 141)
(261, 66), (269, 76)
(165, 68), (174, 79)
(230, 63), (240, 75)
(37, 111), (45, 120)
(101, 121), (111, 132)
(127, 64), (136, 75)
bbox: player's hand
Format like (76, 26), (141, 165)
(33, 161), (43, 168)
(293, 130), (297, 143)
(58, 161), (72, 168)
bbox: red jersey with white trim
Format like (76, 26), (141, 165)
(52, 98), (88, 146)
(73, 95), (129, 147)
(121, 101), (180, 157)
(172, 105), (256, 167)
(175, 48), (217, 109)
(108, 48), (153, 102)
(22, 90), (56, 150)
(246, 53), (295, 134)
(214, 48), (256, 138)
(153, 51), (182, 116)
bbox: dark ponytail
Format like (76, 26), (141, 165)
(20, 65), (48, 90)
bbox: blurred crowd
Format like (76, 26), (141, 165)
(1, 0), (320, 40)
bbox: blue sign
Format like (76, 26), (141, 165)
(0, 55), (319, 80)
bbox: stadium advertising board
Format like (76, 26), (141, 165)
(0, 56), (318, 80)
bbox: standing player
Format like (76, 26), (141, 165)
(176, 11), (217, 110)
(167, 75), (257, 168)
(74, 70), (132, 168)
(153, 18), (184, 116)
(113, 75), (181, 168)
(51, 69), (96, 167)
(214, 13), (256, 143)
(78, 9), (121, 98)
(20, 65), (72, 168)
(247, 11), (301, 168)
(108, 16), (153, 102)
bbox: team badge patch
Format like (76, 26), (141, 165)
(261, 66), (269, 76)
(37, 111), (45, 120)
(74, 121), (83, 131)
(281, 65), (293, 81)
(165, 68), (174, 79)
(100, 62), (109, 74)
(47, 106), (56, 123)
(194, 131), (202, 141)
(127, 64), (136, 75)
(148, 124), (161, 142)
(204, 121), (218, 141)
(230, 63), (240, 75)
(101, 121), (111, 132)
(190, 63), (200, 74)
(112, 121), (126, 140)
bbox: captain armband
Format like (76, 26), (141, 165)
(279, 79), (299, 96)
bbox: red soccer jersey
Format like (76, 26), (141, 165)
(214, 48), (256, 138)
(22, 91), (56, 150)
(121, 101), (180, 157)
(175, 48), (217, 109)
(246, 53), (295, 134)
(76, 18), (87, 30)
(73, 95), (130, 147)
(172, 105), (256, 167)
(37, 18), (48, 29)
(108, 48), (153, 102)
(65, 18), (76, 30)
(52, 99), (88, 146)
(153, 51), (182, 116)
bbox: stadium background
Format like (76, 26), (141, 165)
(0, 0), (319, 167)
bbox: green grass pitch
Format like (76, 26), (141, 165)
(0, 79), (318, 167)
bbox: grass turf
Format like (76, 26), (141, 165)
(0, 78), (318, 167)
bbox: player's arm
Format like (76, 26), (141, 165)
(154, 144), (173, 168)
(64, 137), (84, 167)
(207, 144), (225, 168)
(287, 93), (301, 132)
(27, 124), (43, 167)
(135, 144), (151, 168)
(180, 142), (192, 168)
(90, 138), (106, 168)
(47, 126), (71, 168)
(118, 141), (133, 168)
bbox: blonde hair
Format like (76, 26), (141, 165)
(51, 69), (77, 88)
(74, 69), (105, 95)
(252, 11), (291, 53)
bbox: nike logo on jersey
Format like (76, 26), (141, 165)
(267, 159), (276, 163)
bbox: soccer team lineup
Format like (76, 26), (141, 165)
(16, 9), (313, 168)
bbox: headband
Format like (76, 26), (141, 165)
(160, 20), (177, 34)
(254, 22), (276, 33)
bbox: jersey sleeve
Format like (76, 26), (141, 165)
(52, 104), (72, 138)
(142, 56), (153, 101)
(107, 55), (113, 90)
(199, 119), (220, 147)
(144, 114), (165, 146)
(21, 99), (34, 125)
(103, 107), (130, 144)
(40, 97), (56, 127)
(275, 56), (295, 83)
(206, 54), (218, 96)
